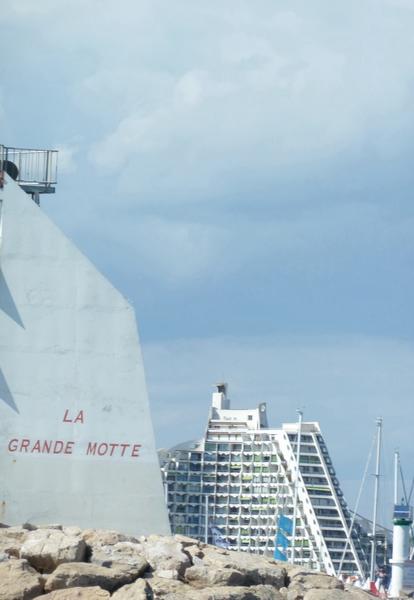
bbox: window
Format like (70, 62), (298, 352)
(217, 444), (230, 451)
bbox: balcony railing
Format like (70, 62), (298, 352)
(0, 144), (58, 198)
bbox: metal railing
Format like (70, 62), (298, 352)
(0, 144), (58, 188)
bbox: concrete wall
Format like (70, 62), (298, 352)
(0, 176), (170, 535)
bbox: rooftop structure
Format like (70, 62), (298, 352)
(160, 385), (372, 577)
(0, 144), (58, 204)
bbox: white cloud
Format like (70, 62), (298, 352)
(77, 2), (414, 204)
(46, 187), (410, 296)
(384, 0), (414, 9)
(119, 216), (229, 282)
(4, 1), (414, 206)
(174, 71), (206, 108)
(81, 198), (410, 285)
(56, 143), (78, 175)
(0, 98), (4, 124)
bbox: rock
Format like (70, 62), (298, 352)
(82, 530), (139, 548)
(0, 526), (363, 600)
(0, 558), (43, 600)
(145, 575), (188, 598)
(182, 585), (284, 600)
(90, 542), (146, 568)
(63, 527), (83, 537)
(173, 534), (201, 549)
(288, 570), (344, 591)
(1, 527), (29, 541)
(143, 535), (191, 579)
(0, 543), (20, 560)
(20, 529), (86, 573)
(287, 587), (305, 600)
(154, 569), (181, 580)
(303, 590), (347, 600)
(0, 527), (28, 559)
(45, 562), (146, 593)
(38, 587), (110, 600)
(345, 589), (374, 600)
(111, 579), (150, 600)
(84, 528), (144, 571)
(22, 524), (38, 532)
(198, 547), (287, 588)
(185, 565), (246, 587)
(0, 527), (28, 543)
(182, 544), (204, 561)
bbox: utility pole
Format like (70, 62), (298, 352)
(370, 417), (383, 582)
(291, 409), (303, 565)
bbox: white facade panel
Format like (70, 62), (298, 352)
(0, 176), (170, 535)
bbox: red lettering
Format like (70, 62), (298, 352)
(64, 441), (74, 455)
(97, 443), (108, 456)
(53, 440), (64, 454)
(31, 440), (41, 453)
(86, 442), (97, 455)
(7, 438), (76, 454)
(74, 410), (84, 424)
(20, 439), (30, 452)
(109, 443), (119, 456)
(63, 409), (71, 422)
(120, 443), (129, 457)
(131, 444), (141, 458)
(8, 439), (18, 452)
(42, 440), (51, 453)
(85, 441), (142, 458)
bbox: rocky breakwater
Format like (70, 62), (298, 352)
(0, 523), (374, 600)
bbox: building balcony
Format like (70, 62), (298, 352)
(0, 144), (58, 198)
(307, 489), (334, 498)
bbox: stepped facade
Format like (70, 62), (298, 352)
(160, 384), (369, 577)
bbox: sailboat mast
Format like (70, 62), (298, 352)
(370, 417), (383, 581)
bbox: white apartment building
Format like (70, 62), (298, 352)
(160, 384), (370, 577)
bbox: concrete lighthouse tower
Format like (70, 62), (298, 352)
(389, 504), (413, 597)
(388, 450), (413, 598)
(0, 145), (169, 535)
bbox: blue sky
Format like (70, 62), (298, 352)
(1, 0), (414, 524)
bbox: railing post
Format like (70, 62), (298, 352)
(45, 150), (50, 184)
(0, 144), (3, 188)
(0, 145), (6, 189)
